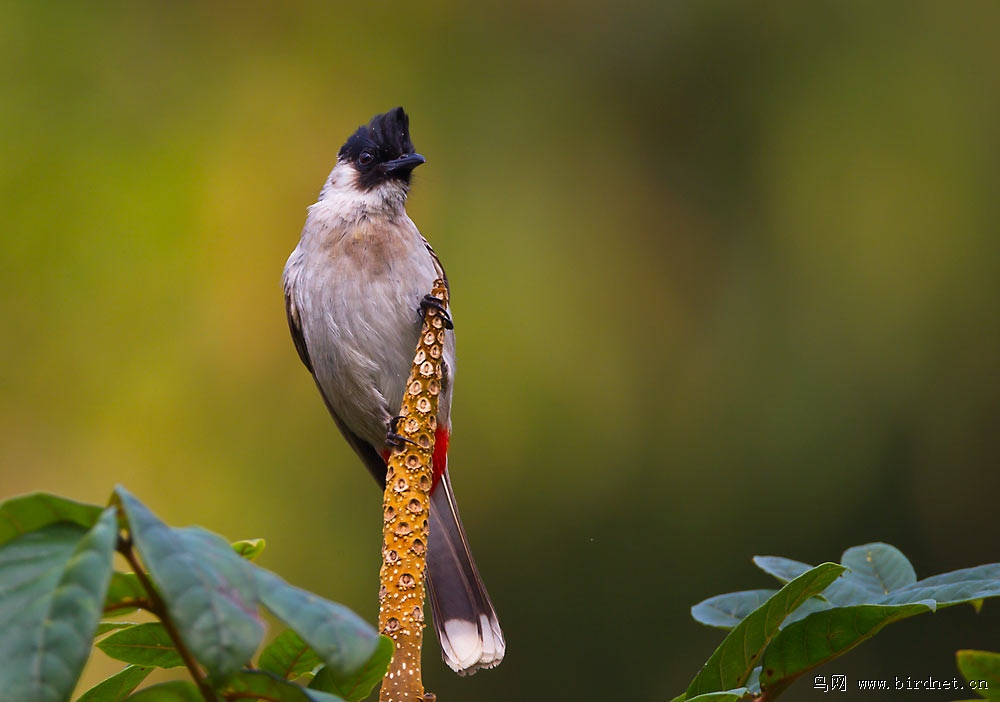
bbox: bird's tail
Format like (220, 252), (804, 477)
(426, 469), (505, 675)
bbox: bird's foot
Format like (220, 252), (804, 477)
(420, 294), (454, 330)
(386, 415), (416, 450)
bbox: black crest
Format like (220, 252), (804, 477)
(338, 107), (423, 190)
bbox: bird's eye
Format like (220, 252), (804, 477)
(358, 151), (374, 166)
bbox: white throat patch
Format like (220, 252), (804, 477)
(313, 161), (409, 223)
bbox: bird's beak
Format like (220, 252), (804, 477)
(382, 153), (426, 174)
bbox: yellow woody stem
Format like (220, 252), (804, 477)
(378, 279), (449, 702)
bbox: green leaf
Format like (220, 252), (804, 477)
(310, 635), (393, 702)
(95, 621), (138, 637)
(0, 507), (117, 701)
(232, 538), (266, 561)
(772, 596), (834, 627)
(684, 690), (750, 702)
(223, 670), (347, 702)
(255, 567), (379, 679)
(957, 650), (1000, 700)
(0, 492), (104, 548)
(754, 545), (920, 607)
(819, 542), (917, 606)
(114, 486), (264, 680)
(259, 629), (322, 680)
(97, 622), (185, 668)
(104, 571), (149, 616)
(685, 562), (845, 697)
(75, 665), (152, 702)
(840, 543), (916, 592)
(123, 681), (203, 701)
(759, 602), (933, 696)
(306, 691), (351, 702)
(881, 564), (1000, 607)
(691, 590), (776, 629)
(753, 556), (811, 584)
(692, 590), (834, 631)
(751, 556), (842, 625)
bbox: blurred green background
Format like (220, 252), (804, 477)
(2, 2), (999, 700)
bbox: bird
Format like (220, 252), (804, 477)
(282, 107), (504, 675)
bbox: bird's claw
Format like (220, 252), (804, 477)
(420, 294), (454, 330)
(386, 415), (417, 450)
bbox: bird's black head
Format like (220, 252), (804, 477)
(338, 107), (426, 191)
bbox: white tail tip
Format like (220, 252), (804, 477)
(440, 614), (506, 675)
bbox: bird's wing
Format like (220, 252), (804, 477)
(284, 281), (389, 484)
(284, 283), (313, 373)
(422, 235), (449, 292)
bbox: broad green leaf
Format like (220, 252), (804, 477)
(692, 590), (834, 631)
(0, 507), (117, 701)
(775, 596), (834, 627)
(691, 590), (776, 629)
(97, 622), (184, 668)
(95, 621), (138, 637)
(752, 556), (843, 624)
(223, 670), (347, 702)
(957, 650), (1000, 700)
(232, 538), (266, 561)
(840, 543), (916, 593)
(754, 545), (920, 607)
(123, 681), (202, 701)
(114, 486), (264, 680)
(104, 572), (149, 616)
(819, 543), (917, 606)
(306, 689), (345, 702)
(0, 492), (104, 548)
(685, 563), (845, 697)
(685, 690), (750, 702)
(305, 690), (350, 702)
(753, 556), (811, 584)
(880, 564), (1000, 607)
(309, 635), (393, 702)
(255, 568), (379, 679)
(259, 629), (322, 680)
(759, 602), (933, 696)
(75, 665), (151, 702)
(672, 689), (752, 702)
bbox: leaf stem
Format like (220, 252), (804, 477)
(117, 535), (219, 702)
